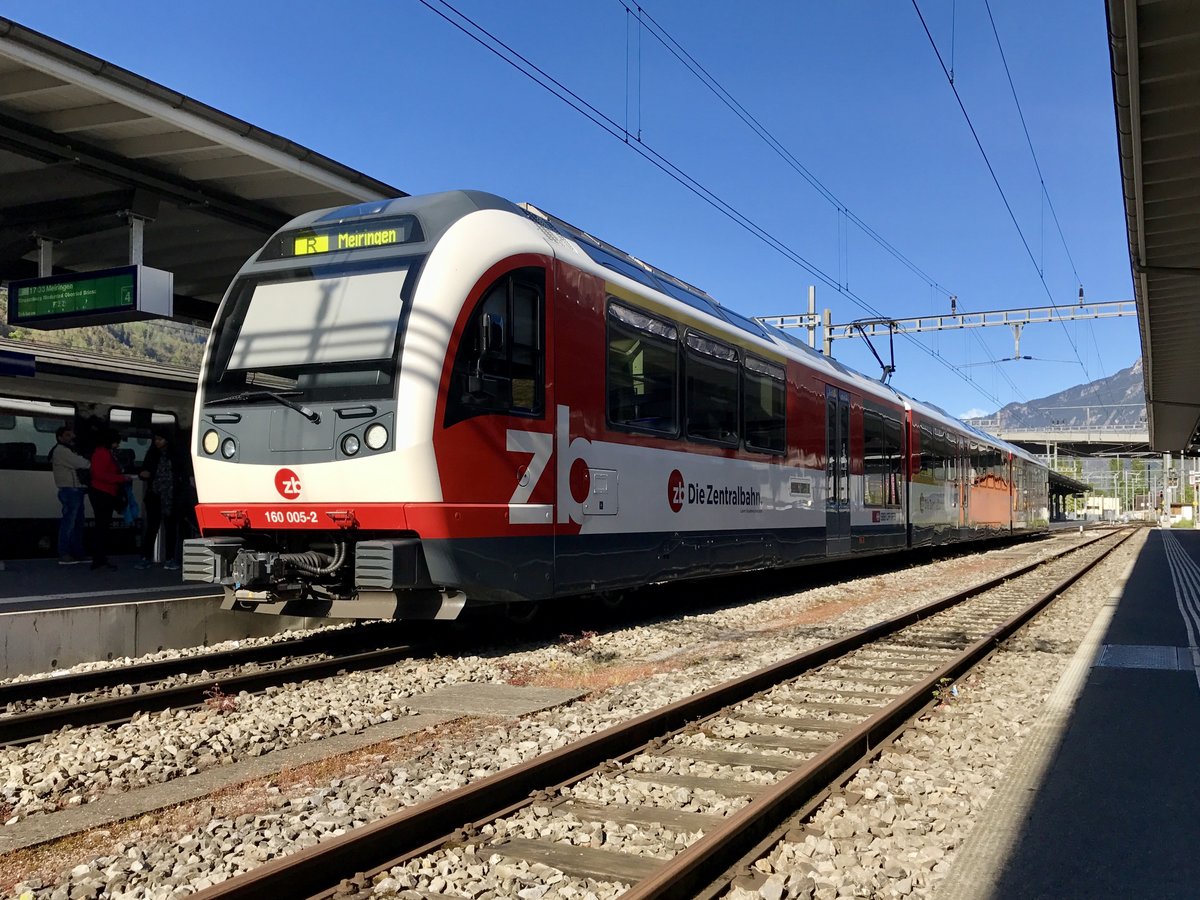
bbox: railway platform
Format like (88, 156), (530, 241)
(0, 555), (332, 680)
(0, 553), (213, 612)
(938, 527), (1200, 899)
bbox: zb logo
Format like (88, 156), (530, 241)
(668, 469), (685, 513)
(275, 468), (302, 499)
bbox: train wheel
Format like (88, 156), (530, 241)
(504, 601), (540, 625)
(597, 590), (624, 611)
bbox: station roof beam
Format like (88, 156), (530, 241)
(1107, 0), (1200, 450)
(0, 16), (404, 322)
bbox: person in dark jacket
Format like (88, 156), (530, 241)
(88, 429), (131, 571)
(136, 429), (185, 569)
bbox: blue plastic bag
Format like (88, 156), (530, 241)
(122, 483), (140, 527)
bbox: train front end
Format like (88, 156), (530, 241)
(183, 191), (537, 619)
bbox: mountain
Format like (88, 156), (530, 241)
(966, 359), (1146, 429)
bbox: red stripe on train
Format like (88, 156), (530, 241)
(195, 503), (553, 539)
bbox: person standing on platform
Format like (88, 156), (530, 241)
(50, 425), (90, 564)
(88, 429), (130, 571)
(136, 429), (184, 570)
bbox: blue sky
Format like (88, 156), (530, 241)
(5, 1), (1138, 419)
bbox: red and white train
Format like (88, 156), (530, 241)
(183, 191), (1050, 619)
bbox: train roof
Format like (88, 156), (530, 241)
(257, 191), (1038, 464)
(264, 190), (523, 254)
(517, 201), (931, 415)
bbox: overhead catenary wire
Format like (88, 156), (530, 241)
(910, 0), (1092, 383)
(617, 0), (953, 299)
(613, 0), (1030, 411)
(418, 0), (1023, 412)
(983, 0), (1081, 286)
(980, 0), (1116, 409)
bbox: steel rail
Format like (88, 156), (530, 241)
(0, 622), (407, 708)
(625, 527), (1136, 899)
(0, 642), (424, 745)
(193, 529), (1126, 900)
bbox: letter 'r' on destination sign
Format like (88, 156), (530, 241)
(293, 234), (330, 255)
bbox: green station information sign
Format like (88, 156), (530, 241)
(8, 265), (173, 329)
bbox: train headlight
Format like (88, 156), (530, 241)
(220, 438), (237, 459)
(341, 434), (361, 456)
(364, 423), (388, 450)
(203, 430), (220, 455)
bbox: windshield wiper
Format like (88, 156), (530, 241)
(206, 390), (321, 424)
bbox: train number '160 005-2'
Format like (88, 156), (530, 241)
(263, 510), (319, 525)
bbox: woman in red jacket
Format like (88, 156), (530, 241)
(88, 429), (131, 571)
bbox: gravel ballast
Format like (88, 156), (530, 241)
(2, 530), (1133, 898)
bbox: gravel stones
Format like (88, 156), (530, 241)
(5, 531), (1128, 898)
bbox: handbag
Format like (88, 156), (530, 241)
(113, 483), (130, 515)
(122, 485), (140, 526)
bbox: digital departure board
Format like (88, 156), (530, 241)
(259, 215), (423, 261)
(8, 265), (174, 329)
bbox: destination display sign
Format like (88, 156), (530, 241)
(8, 265), (174, 330)
(16, 269), (133, 317)
(261, 215), (423, 261)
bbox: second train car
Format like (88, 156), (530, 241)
(182, 191), (1050, 618)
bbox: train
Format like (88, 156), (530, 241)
(181, 190), (1050, 619)
(0, 338), (197, 559)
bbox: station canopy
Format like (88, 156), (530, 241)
(0, 17), (404, 322)
(1108, 0), (1200, 450)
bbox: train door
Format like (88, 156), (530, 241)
(825, 386), (850, 555)
(957, 436), (968, 531)
(438, 263), (555, 603)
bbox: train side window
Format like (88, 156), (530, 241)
(109, 408), (179, 474)
(0, 398), (73, 470)
(884, 415), (903, 506)
(685, 332), (739, 446)
(919, 425), (936, 477)
(936, 431), (953, 481)
(446, 268), (545, 427)
(864, 410), (887, 506)
(743, 356), (785, 454)
(606, 301), (679, 435)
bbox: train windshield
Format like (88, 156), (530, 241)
(204, 259), (414, 403)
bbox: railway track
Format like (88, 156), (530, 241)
(0, 622), (422, 745)
(0, 532), (1096, 748)
(191, 528), (1133, 899)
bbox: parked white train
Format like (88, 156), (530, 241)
(0, 338), (196, 558)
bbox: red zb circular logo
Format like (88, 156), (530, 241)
(275, 468), (302, 499)
(668, 469), (685, 513)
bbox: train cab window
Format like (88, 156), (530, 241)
(607, 301), (679, 435)
(685, 332), (739, 446)
(446, 268), (545, 427)
(743, 356), (785, 454)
